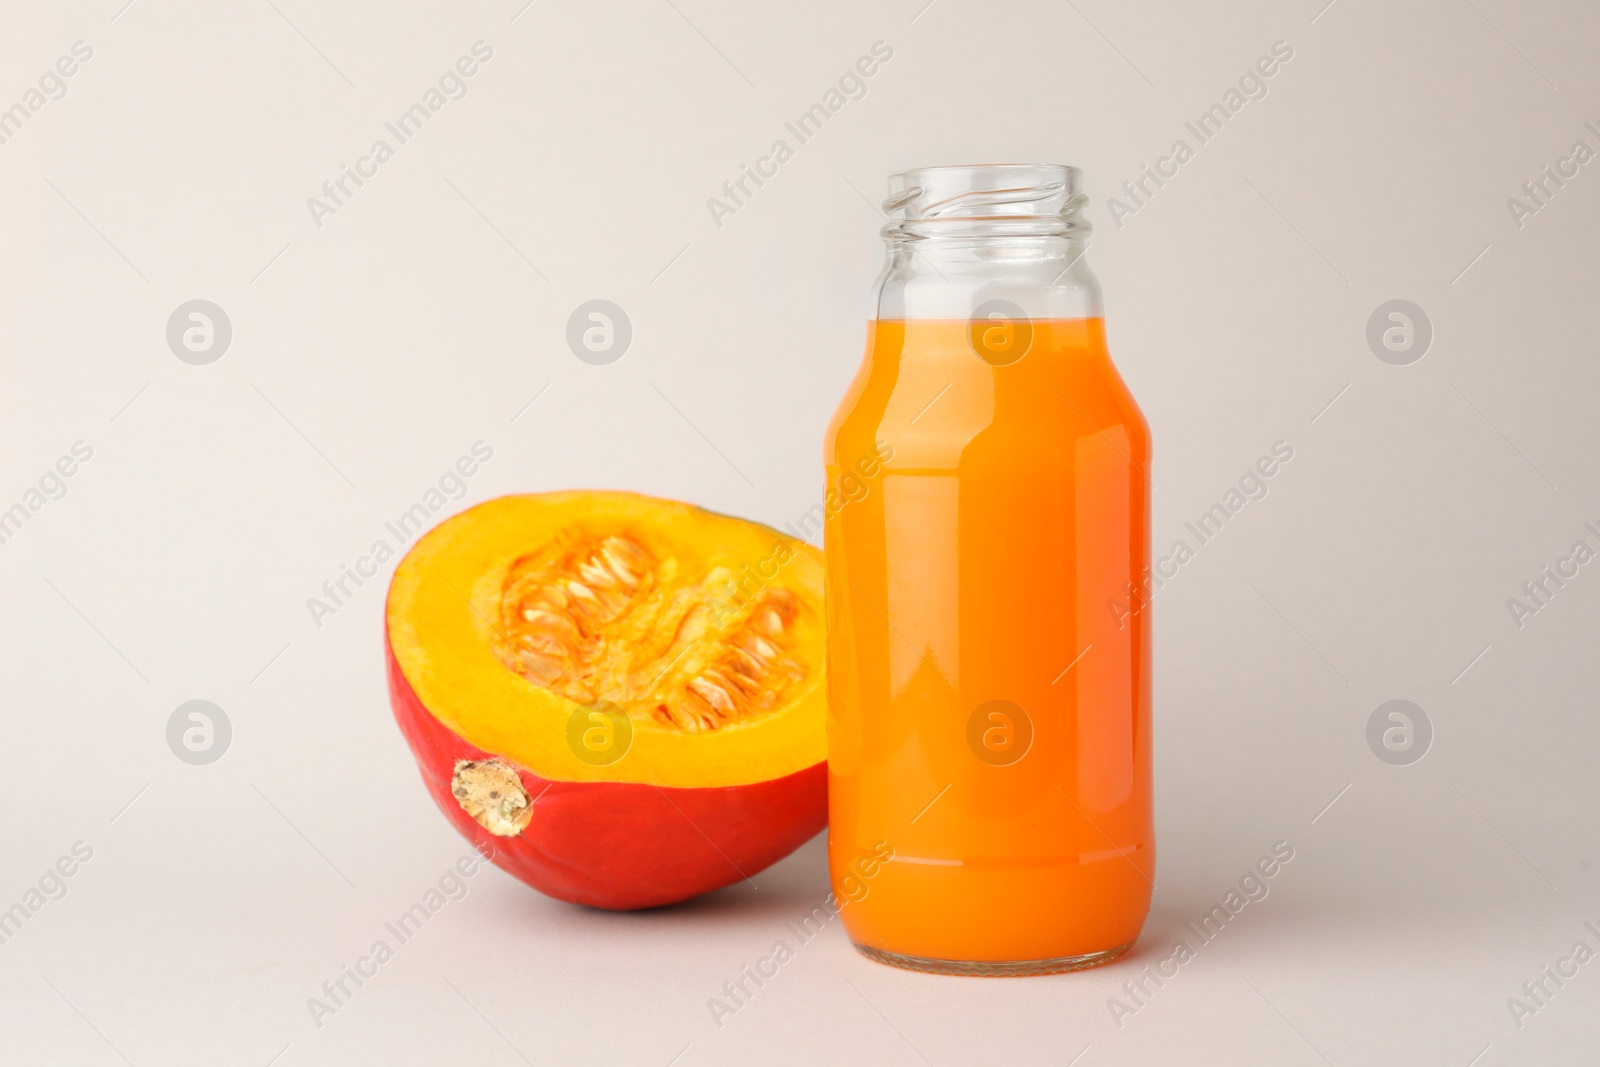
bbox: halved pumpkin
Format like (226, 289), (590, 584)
(385, 490), (826, 909)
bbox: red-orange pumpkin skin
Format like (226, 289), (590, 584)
(386, 634), (827, 910)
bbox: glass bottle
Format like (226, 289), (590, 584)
(824, 164), (1153, 975)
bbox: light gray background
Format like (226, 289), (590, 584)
(2, 0), (1597, 1063)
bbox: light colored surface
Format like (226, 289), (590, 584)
(2, 0), (1598, 1064)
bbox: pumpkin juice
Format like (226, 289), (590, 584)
(825, 315), (1154, 969)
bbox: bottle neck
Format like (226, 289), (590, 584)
(872, 233), (1101, 322)
(871, 164), (1101, 322)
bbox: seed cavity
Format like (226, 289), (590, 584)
(498, 535), (653, 695)
(492, 533), (806, 733)
(651, 589), (803, 733)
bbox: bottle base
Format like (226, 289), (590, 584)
(850, 939), (1134, 977)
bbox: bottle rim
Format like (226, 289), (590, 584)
(883, 164), (1091, 240)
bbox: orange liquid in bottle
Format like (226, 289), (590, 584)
(825, 317), (1153, 969)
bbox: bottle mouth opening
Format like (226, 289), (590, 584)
(883, 164), (1090, 239)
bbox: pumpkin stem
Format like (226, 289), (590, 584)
(450, 758), (533, 836)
